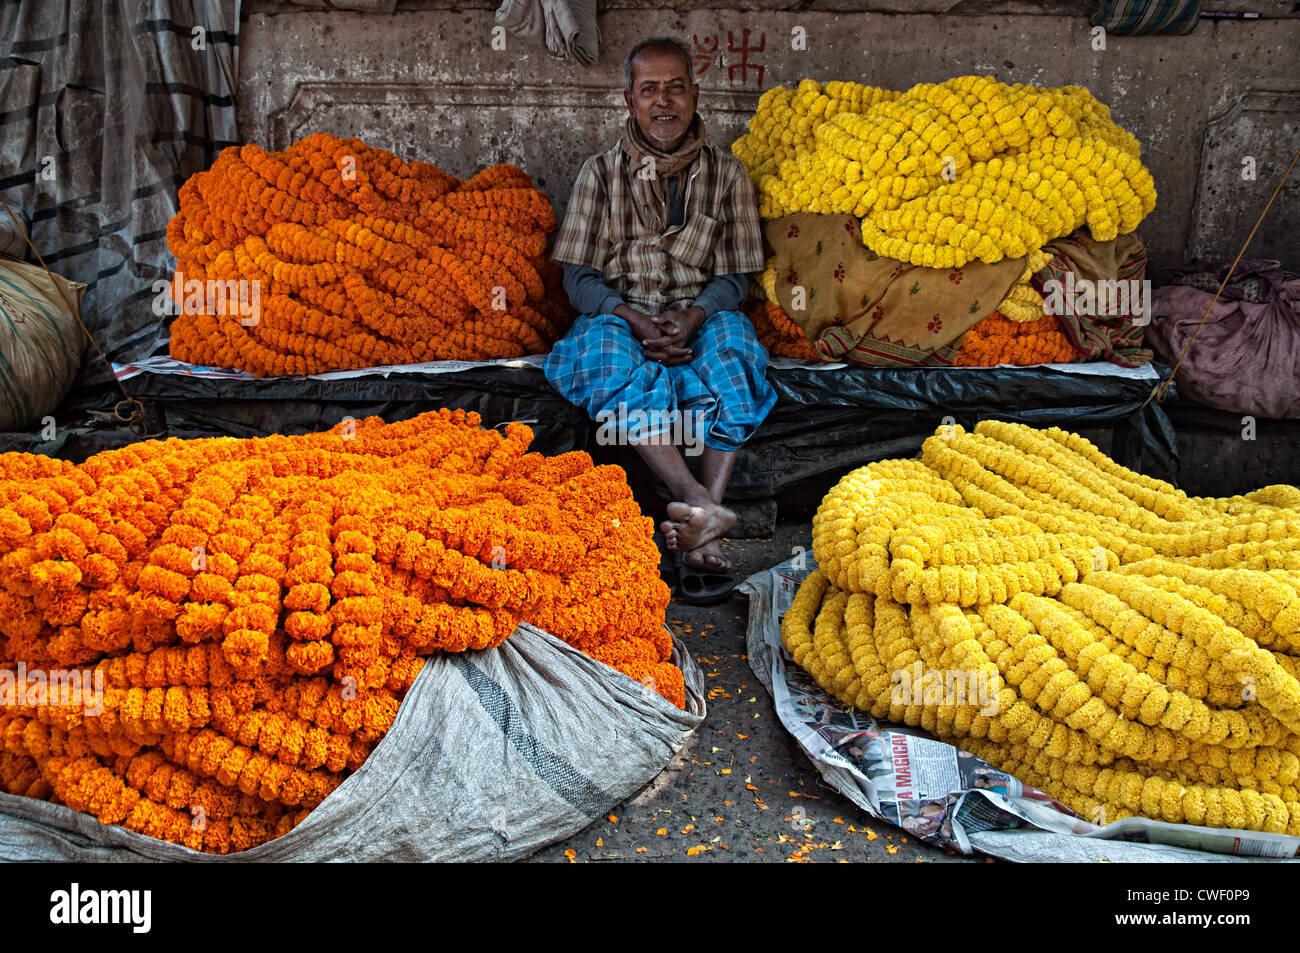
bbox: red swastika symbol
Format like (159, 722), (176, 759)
(727, 29), (766, 88)
(691, 34), (719, 77)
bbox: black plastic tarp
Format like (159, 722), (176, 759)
(102, 362), (1178, 495)
(121, 364), (591, 454)
(743, 363), (1179, 496)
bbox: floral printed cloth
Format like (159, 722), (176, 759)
(763, 213), (1026, 366)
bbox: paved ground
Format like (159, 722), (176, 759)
(526, 520), (984, 864)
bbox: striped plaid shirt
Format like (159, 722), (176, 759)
(551, 138), (765, 315)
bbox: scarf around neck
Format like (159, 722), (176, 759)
(620, 113), (705, 233)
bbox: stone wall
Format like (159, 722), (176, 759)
(238, 2), (1299, 271)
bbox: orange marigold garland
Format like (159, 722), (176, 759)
(0, 410), (679, 854)
(953, 311), (1084, 366)
(744, 300), (821, 361)
(167, 133), (572, 375)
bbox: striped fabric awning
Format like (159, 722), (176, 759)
(1089, 0), (1204, 35)
(0, 0), (240, 400)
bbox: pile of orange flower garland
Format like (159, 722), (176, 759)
(0, 410), (679, 853)
(953, 312), (1082, 366)
(745, 300), (820, 361)
(166, 133), (572, 375)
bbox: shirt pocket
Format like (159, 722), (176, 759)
(662, 211), (720, 272)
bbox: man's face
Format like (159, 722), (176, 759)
(623, 46), (698, 150)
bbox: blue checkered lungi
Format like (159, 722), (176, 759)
(543, 310), (778, 452)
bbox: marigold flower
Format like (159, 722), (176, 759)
(737, 76), (1155, 267)
(789, 420), (1300, 833)
(0, 409), (682, 851)
(166, 135), (574, 375)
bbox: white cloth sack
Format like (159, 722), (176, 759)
(0, 623), (704, 862)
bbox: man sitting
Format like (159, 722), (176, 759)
(545, 36), (777, 600)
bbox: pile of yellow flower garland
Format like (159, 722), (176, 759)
(783, 421), (1300, 833)
(734, 76), (1157, 269)
(0, 410), (679, 853)
(731, 80), (901, 186)
(996, 248), (1053, 323)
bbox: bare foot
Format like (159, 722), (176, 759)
(682, 539), (731, 573)
(660, 499), (736, 552)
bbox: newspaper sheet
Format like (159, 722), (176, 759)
(740, 554), (1300, 862)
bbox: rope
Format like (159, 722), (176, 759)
(1140, 145), (1300, 410)
(0, 193), (165, 437)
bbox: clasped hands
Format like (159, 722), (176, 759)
(615, 304), (708, 367)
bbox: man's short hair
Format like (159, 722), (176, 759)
(623, 37), (694, 91)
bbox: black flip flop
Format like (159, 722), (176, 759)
(673, 550), (736, 607)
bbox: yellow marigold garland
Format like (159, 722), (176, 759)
(786, 420), (1300, 833)
(732, 79), (902, 196)
(734, 76), (1156, 270)
(0, 409), (681, 853)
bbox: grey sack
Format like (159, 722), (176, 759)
(0, 623), (705, 862)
